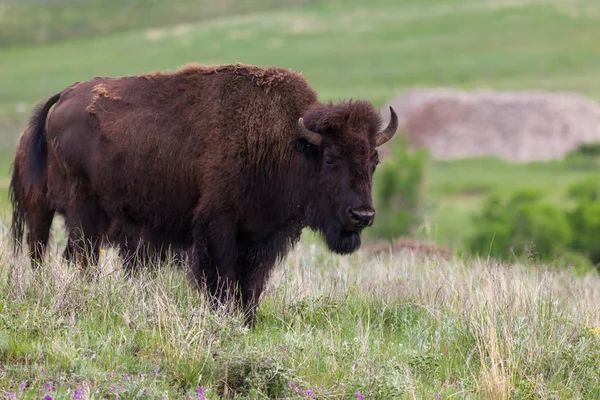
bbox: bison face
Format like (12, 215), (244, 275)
(294, 103), (398, 255)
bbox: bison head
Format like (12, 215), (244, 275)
(294, 101), (398, 254)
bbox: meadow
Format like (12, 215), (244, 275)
(2, 0), (600, 243)
(2, 0), (600, 398)
(2, 241), (600, 399)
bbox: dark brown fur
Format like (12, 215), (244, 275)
(10, 125), (182, 270)
(11, 63), (396, 325)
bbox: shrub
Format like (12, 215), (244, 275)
(566, 178), (600, 264)
(566, 142), (600, 158)
(213, 348), (299, 398)
(467, 190), (572, 262)
(369, 135), (428, 240)
(551, 250), (597, 276)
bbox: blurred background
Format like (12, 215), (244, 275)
(2, 0), (600, 269)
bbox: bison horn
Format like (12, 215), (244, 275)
(375, 106), (399, 147)
(298, 118), (323, 147)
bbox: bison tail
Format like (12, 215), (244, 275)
(9, 163), (25, 254)
(27, 93), (60, 185)
(9, 93), (60, 254)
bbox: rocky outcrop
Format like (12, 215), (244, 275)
(381, 88), (600, 162)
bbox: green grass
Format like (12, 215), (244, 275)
(3, 0), (600, 247)
(3, 0), (600, 135)
(2, 240), (600, 399)
(0, 0), (312, 48)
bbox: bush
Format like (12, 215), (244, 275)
(566, 178), (600, 264)
(213, 348), (299, 399)
(551, 250), (597, 276)
(566, 142), (600, 158)
(467, 190), (573, 262)
(563, 143), (600, 171)
(369, 135), (428, 240)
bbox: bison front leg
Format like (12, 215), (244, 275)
(235, 225), (302, 326)
(236, 245), (281, 327)
(239, 266), (268, 327)
(191, 215), (241, 315)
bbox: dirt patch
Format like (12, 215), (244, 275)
(363, 237), (452, 260)
(382, 88), (600, 162)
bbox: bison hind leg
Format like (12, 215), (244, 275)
(25, 204), (55, 268)
(64, 227), (102, 270)
(63, 195), (109, 272)
(117, 236), (175, 277)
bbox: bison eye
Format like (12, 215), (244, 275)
(372, 153), (380, 167)
(324, 156), (334, 165)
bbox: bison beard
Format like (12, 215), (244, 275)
(317, 216), (363, 255)
(9, 63), (398, 326)
(326, 228), (362, 255)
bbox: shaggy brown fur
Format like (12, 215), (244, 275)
(10, 62), (398, 325)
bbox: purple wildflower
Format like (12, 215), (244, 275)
(43, 395), (53, 400)
(295, 386), (301, 393)
(72, 386), (84, 400)
(356, 391), (364, 400)
(153, 368), (159, 375)
(6, 392), (16, 400)
(45, 381), (54, 392)
(288, 381), (294, 389)
(305, 389), (313, 398)
(108, 372), (115, 379)
(19, 381), (26, 391)
(435, 394), (441, 400)
(196, 386), (206, 400)
(340, 383), (346, 389)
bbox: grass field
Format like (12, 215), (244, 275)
(2, 0), (600, 246)
(3, 1), (600, 397)
(0, 0), (312, 48)
(1, 241), (600, 399)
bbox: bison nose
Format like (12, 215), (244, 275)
(349, 208), (376, 228)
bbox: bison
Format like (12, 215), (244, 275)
(10, 63), (398, 324)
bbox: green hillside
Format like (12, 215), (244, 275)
(2, 0), (600, 244)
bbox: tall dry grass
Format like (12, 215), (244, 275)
(1, 236), (600, 398)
